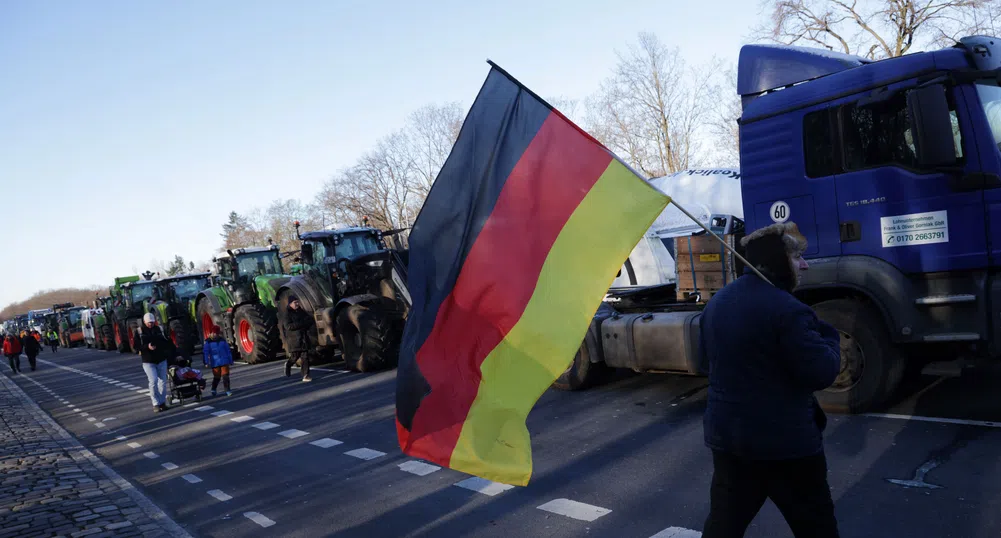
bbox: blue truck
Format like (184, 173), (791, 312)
(554, 35), (1001, 414)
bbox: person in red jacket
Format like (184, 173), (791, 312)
(4, 334), (23, 374)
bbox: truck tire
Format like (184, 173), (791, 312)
(100, 324), (114, 351)
(168, 319), (197, 359)
(233, 304), (280, 365)
(813, 299), (904, 414)
(336, 305), (393, 372)
(552, 320), (609, 391)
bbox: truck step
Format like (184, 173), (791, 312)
(920, 359), (968, 378)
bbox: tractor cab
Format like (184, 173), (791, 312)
(122, 279), (158, 318)
(295, 226), (396, 304)
(213, 245), (284, 304)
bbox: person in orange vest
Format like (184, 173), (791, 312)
(3, 334), (23, 374)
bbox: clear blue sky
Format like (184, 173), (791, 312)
(0, 0), (763, 309)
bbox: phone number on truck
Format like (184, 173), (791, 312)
(885, 231), (945, 244)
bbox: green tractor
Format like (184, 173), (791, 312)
(195, 245), (292, 364)
(148, 272), (211, 357)
(53, 303), (87, 348)
(275, 222), (411, 372)
(117, 274), (159, 353)
(93, 296), (117, 350)
(108, 275), (141, 353)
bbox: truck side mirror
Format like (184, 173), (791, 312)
(906, 84), (958, 168)
(301, 243), (314, 265)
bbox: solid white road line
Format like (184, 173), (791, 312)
(102, 417), (116, 422)
(116, 436), (127, 441)
(182, 474), (202, 484)
(230, 415), (255, 423)
(454, 477), (514, 496)
(344, 448), (386, 460)
(195, 406), (214, 412)
(183, 402), (201, 407)
(244, 511), (276, 528)
(143, 452), (159, 459)
(278, 429), (308, 439)
(309, 438), (343, 449)
(207, 489), (232, 501)
(211, 410), (233, 417)
(127, 442), (142, 449)
(161, 462), (179, 471)
(537, 499), (612, 522)
(649, 527), (702, 538)
(863, 412), (1001, 428)
(398, 460), (440, 476)
(309, 367), (350, 373)
(252, 422), (280, 430)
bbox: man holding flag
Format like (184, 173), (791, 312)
(395, 61), (671, 486)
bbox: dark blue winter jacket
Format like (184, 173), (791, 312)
(701, 273), (841, 460)
(202, 337), (234, 368)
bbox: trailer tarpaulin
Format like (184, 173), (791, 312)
(394, 62), (670, 486)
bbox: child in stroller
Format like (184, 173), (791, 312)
(168, 357), (206, 404)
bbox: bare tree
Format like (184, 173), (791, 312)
(585, 33), (713, 177)
(405, 102), (464, 198)
(705, 64), (742, 167)
(761, 0), (999, 59)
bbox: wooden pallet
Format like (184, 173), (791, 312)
(674, 233), (739, 302)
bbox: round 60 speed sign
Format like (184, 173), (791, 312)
(770, 201), (790, 223)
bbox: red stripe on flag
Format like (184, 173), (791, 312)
(402, 112), (614, 466)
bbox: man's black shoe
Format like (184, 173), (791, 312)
(285, 362), (292, 377)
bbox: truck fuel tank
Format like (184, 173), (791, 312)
(599, 310), (706, 375)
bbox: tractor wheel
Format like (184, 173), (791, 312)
(233, 304), (280, 365)
(168, 319), (197, 359)
(336, 305), (394, 372)
(100, 324), (115, 351)
(814, 299), (904, 414)
(115, 321), (130, 353)
(197, 300), (219, 341)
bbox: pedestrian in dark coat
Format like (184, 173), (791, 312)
(135, 313), (180, 412)
(700, 221), (842, 538)
(21, 332), (41, 371)
(282, 295), (313, 382)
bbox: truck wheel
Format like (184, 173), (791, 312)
(552, 320), (609, 391)
(169, 319), (196, 359)
(813, 299), (904, 414)
(233, 304), (279, 365)
(336, 306), (393, 372)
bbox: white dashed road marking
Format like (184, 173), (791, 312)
(143, 452), (159, 459)
(116, 436), (127, 441)
(211, 410), (233, 417)
(73, 408), (81, 412)
(207, 489), (232, 501)
(244, 512), (276, 528)
(95, 422), (105, 428)
(230, 415), (255, 423)
(454, 477), (514, 496)
(399, 461), (441, 476)
(195, 406), (214, 412)
(127, 442), (142, 449)
(537, 499), (612, 522)
(87, 417), (96, 422)
(309, 438), (343, 449)
(162, 462), (179, 471)
(649, 527), (703, 537)
(182, 474), (202, 484)
(344, 448), (386, 461)
(252, 422), (280, 430)
(278, 429), (308, 439)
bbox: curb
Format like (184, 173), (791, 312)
(0, 370), (195, 538)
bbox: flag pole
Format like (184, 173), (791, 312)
(667, 199), (774, 287)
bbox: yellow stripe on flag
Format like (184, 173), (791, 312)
(450, 158), (671, 485)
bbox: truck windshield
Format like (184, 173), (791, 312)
(334, 233), (383, 259)
(131, 282), (156, 303)
(236, 252), (282, 277)
(977, 82), (1001, 151)
(66, 311), (82, 326)
(169, 278), (209, 299)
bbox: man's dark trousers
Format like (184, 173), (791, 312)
(703, 449), (839, 538)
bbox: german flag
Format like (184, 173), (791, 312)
(395, 62), (671, 486)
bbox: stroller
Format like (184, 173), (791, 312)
(168, 358), (206, 404)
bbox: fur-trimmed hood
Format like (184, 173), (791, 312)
(740, 222), (807, 291)
(739, 222), (808, 255)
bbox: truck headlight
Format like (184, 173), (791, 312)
(366, 260), (383, 267)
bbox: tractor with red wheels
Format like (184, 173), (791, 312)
(148, 272), (212, 359)
(194, 245), (292, 364)
(107, 275), (141, 353)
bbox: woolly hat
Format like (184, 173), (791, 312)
(739, 222), (808, 291)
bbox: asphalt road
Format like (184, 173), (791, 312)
(6, 346), (1001, 538)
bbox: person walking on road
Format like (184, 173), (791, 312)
(282, 295), (313, 382)
(20, 331), (41, 371)
(202, 326), (234, 397)
(3, 334), (22, 374)
(699, 222), (842, 538)
(135, 313), (179, 412)
(47, 329), (58, 352)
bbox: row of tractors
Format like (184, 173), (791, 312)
(79, 222), (411, 372)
